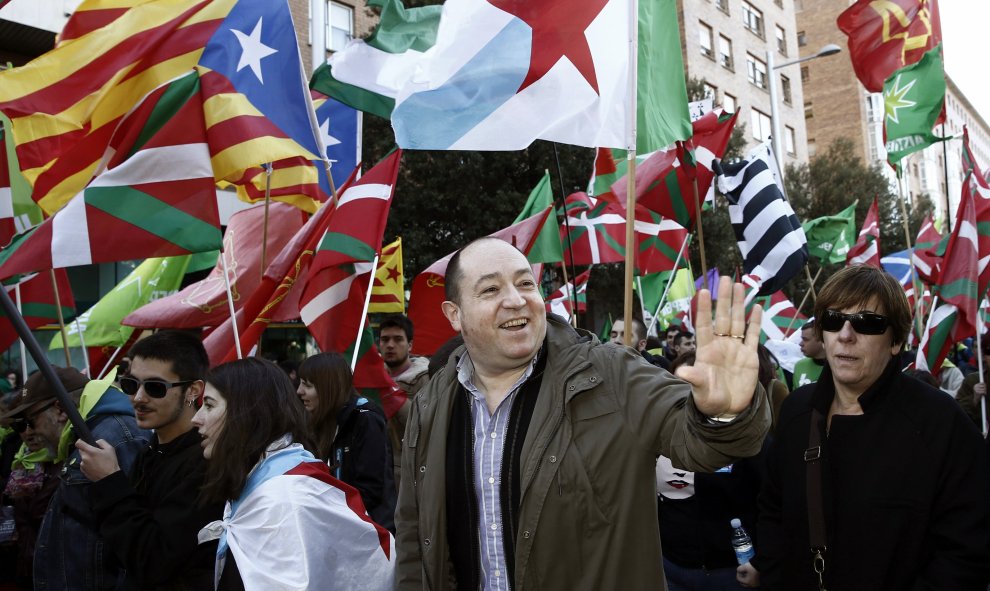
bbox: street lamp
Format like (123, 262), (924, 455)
(766, 43), (842, 180)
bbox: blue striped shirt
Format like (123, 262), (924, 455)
(456, 353), (536, 591)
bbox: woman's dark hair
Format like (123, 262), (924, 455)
(297, 352), (356, 460)
(757, 344), (779, 390)
(812, 265), (911, 351)
(200, 358), (312, 504)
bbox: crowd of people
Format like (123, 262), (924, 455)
(1, 239), (989, 590)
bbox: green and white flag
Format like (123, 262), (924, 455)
(50, 256), (191, 350)
(801, 202), (857, 265)
(883, 45), (946, 165)
(311, 0), (442, 120)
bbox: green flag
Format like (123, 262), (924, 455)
(50, 256), (191, 350)
(598, 314), (613, 343)
(514, 171), (563, 264)
(801, 203), (857, 264)
(310, 0), (442, 119)
(883, 45), (946, 165)
(654, 268), (695, 328)
(638, 0), (693, 152)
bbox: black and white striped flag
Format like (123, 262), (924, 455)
(717, 142), (807, 298)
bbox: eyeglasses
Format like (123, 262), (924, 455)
(119, 376), (198, 399)
(10, 400), (57, 433)
(820, 309), (890, 335)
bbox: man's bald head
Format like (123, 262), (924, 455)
(445, 237), (523, 304)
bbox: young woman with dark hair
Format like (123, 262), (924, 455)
(296, 352), (397, 533)
(193, 358), (394, 591)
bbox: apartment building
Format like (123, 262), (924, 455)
(678, 0), (812, 166)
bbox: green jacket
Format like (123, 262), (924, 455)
(395, 315), (771, 590)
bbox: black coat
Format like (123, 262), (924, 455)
(89, 428), (223, 591)
(757, 360), (990, 590)
(331, 396), (397, 533)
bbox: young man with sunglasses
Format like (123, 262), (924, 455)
(0, 365), (150, 590)
(754, 265), (990, 590)
(75, 330), (223, 590)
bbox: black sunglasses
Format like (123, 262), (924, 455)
(10, 400), (57, 434)
(820, 309), (890, 335)
(119, 376), (197, 399)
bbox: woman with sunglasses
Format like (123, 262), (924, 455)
(296, 352), (396, 533)
(755, 265), (990, 590)
(192, 358), (394, 590)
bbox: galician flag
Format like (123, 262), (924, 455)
(883, 44), (946, 165)
(388, 0), (691, 151)
(802, 202), (857, 265)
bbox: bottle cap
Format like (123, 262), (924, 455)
(730, 518), (742, 528)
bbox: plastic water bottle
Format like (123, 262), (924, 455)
(730, 518), (755, 565)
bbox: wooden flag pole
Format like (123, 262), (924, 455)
(976, 328), (988, 436)
(219, 248), (243, 359)
(260, 163), (272, 276)
(897, 171), (926, 341)
(351, 255), (380, 371)
(787, 265), (822, 334)
(0, 282), (95, 444)
(549, 153), (577, 325)
(803, 265), (818, 302)
(622, 0), (639, 348)
(321, 158), (340, 208)
(49, 269), (72, 367)
(692, 176), (709, 290)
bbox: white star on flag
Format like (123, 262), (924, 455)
(319, 117), (341, 152)
(232, 18), (278, 84)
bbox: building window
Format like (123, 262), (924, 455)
(781, 74), (792, 104)
(750, 108), (772, 142)
(775, 25), (787, 56)
(801, 65), (809, 83)
(716, 0), (730, 14)
(703, 83), (718, 101)
(328, 1), (353, 52)
(723, 92), (737, 113)
(797, 30), (807, 47)
(775, 0), (784, 7)
(742, 2), (764, 38)
(785, 126), (796, 155)
(746, 53), (768, 89)
(718, 35), (734, 70)
(699, 22), (714, 59)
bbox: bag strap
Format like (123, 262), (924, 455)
(805, 408), (827, 591)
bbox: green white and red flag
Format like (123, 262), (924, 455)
(915, 302), (957, 373)
(123, 202), (305, 329)
(407, 208), (551, 356)
(0, 73), (223, 280)
(837, 0), (941, 93)
(963, 126), (990, 197)
(749, 290), (806, 343)
(561, 192), (688, 275)
(846, 197), (881, 267)
(912, 214), (942, 284)
(0, 270), (76, 353)
(937, 174), (983, 335)
(545, 269), (590, 323)
(298, 151), (401, 354)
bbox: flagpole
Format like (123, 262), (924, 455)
(941, 123), (952, 230)
(691, 166), (709, 290)
(622, 0), (639, 348)
(97, 345), (123, 380)
(550, 152), (579, 325)
(219, 248), (243, 359)
(15, 284), (27, 384)
(74, 317), (90, 376)
(49, 270), (72, 367)
(261, 163), (272, 276)
(787, 265), (822, 334)
(647, 234), (689, 336)
(322, 158), (340, 207)
(977, 329), (988, 436)
(898, 169), (926, 340)
(636, 276), (648, 331)
(351, 255), (380, 371)
(803, 265), (818, 302)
